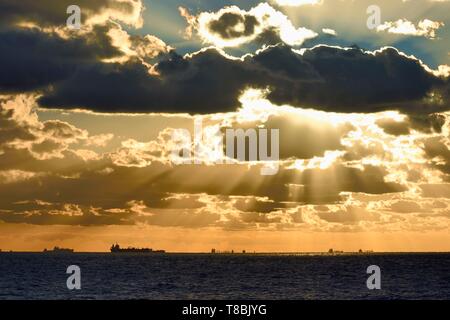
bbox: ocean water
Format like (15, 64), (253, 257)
(0, 253), (449, 300)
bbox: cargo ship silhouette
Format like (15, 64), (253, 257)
(110, 244), (166, 253)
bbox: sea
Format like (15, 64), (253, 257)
(0, 253), (449, 300)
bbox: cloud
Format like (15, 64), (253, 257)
(178, 6), (196, 39)
(389, 200), (424, 213)
(1, 1), (447, 116)
(0, 0), (144, 29)
(0, 27), (121, 93)
(322, 28), (337, 36)
(0, 95), (103, 163)
(0, 95), (409, 222)
(421, 184), (450, 198)
(208, 11), (260, 40)
(224, 109), (353, 159)
(0, 161), (406, 226)
(270, 0), (322, 7)
(180, 3), (317, 47)
(0, 1), (168, 93)
(316, 205), (380, 223)
(0, 170), (37, 184)
(433, 65), (450, 78)
(105, 23), (172, 64)
(422, 136), (450, 177)
(0, 204), (135, 226)
(35, 44), (449, 115)
(376, 118), (411, 135)
(377, 19), (444, 39)
(2, 95), (450, 232)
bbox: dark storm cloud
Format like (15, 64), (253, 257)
(0, 2), (447, 114)
(259, 45), (444, 114)
(208, 11), (259, 39)
(38, 48), (269, 113)
(0, 0), (140, 27)
(0, 27), (120, 93)
(36, 44), (449, 114)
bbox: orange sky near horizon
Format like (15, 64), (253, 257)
(1, 223), (449, 253)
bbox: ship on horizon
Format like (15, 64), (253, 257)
(43, 246), (74, 254)
(110, 243), (166, 253)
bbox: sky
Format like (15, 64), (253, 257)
(0, 0), (449, 252)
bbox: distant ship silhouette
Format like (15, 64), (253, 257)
(110, 243), (166, 253)
(43, 246), (74, 253)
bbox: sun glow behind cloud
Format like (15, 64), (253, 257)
(190, 3), (318, 47)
